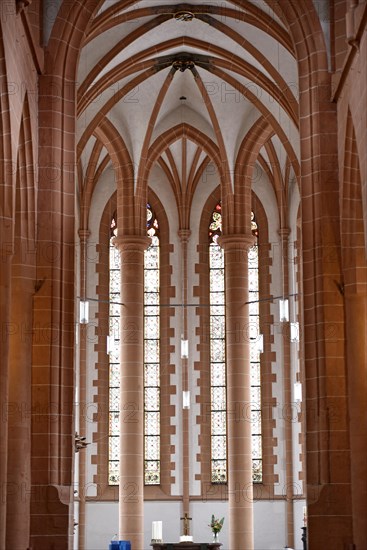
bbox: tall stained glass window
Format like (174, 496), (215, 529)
(108, 207), (161, 486)
(208, 204), (262, 483)
(108, 216), (120, 484)
(249, 213), (262, 482)
(209, 203), (227, 483)
(144, 204), (161, 485)
(144, 204), (160, 485)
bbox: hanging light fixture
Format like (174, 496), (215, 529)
(182, 391), (190, 409)
(290, 322), (299, 342)
(256, 334), (264, 354)
(181, 337), (189, 359)
(279, 298), (289, 323)
(79, 299), (89, 324)
(294, 381), (302, 403)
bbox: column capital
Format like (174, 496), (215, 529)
(218, 233), (255, 250)
(178, 229), (191, 243)
(278, 227), (291, 238)
(112, 234), (151, 253)
(78, 229), (91, 242)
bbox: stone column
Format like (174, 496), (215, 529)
(178, 229), (191, 516)
(345, 291), (367, 548)
(0, 223), (12, 549)
(220, 234), (254, 550)
(279, 227), (295, 548)
(6, 237), (35, 548)
(113, 234), (150, 549)
(77, 228), (91, 550)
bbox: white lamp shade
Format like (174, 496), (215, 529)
(181, 338), (189, 358)
(79, 300), (89, 324)
(290, 322), (299, 342)
(183, 391), (190, 409)
(256, 334), (264, 353)
(279, 298), (289, 322)
(294, 381), (302, 402)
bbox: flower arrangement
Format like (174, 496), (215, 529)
(209, 514), (224, 534)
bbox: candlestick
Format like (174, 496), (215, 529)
(151, 521), (163, 542)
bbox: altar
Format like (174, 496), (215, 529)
(151, 543), (221, 550)
(150, 513), (222, 550)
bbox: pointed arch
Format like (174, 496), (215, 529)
(137, 123), (230, 232)
(94, 118), (135, 234)
(0, 26), (13, 221)
(17, 93), (36, 246)
(341, 109), (366, 291)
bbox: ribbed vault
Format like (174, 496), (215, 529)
(76, 0), (301, 232)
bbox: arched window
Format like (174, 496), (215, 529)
(208, 203), (227, 483)
(208, 204), (262, 484)
(107, 206), (161, 486)
(249, 213), (262, 482)
(108, 215), (120, 485)
(144, 204), (160, 485)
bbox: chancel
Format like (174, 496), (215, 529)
(1, 2), (367, 550)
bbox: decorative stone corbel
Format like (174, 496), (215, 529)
(16, 0), (32, 14)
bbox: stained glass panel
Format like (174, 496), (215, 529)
(252, 460), (262, 483)
(109, 364), (120, 387)
(145, 461), (160, 485)
(210, 270), (225, 291)
(210, 304), (225, 316)
(251, 386), (261, 405)
(109, 412), (120, 436)
(145, 364), (159, 386)
(144, 305), (159, 316)
(248, 276), (259, 292)
(108, 461), (119, 485)
(211, 411), (227, 435)
(144, 292), (159, 305)
(145, 435), (160, 459)
(109, 387), (120, 412)
(248, 300), (259, 315)
(144, 316), (160, 339)
(210, 246), (224, 268)
(145, 388), (160, 410)
(211, 435), (227, 459)
(109, 435), (120, 461)
(145, 269), (159, 291)
(210, 316), (225, 338)
(211, 386), (226, 410)
(211, 363), (226, 386)
(209, 291), (225, 305)
(145, 412), (159, 434)
(251, 363), (261, 385)
(211, 460), (227, 484)
(144, 339), (159, 362)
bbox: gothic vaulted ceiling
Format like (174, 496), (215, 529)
(76, 0), (300, 227)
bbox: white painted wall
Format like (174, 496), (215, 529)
(84, 499), (306, 549)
